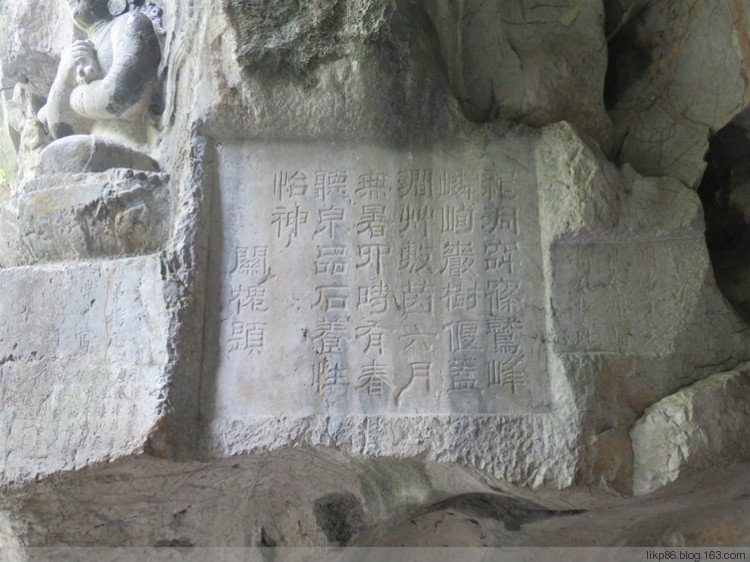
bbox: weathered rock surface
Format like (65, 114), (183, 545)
(4, 454), (750, 547)
(0, 170), (170, 267)
(1, 117), (746, 546)
(631, 365), (750, 496)
(537, 122), (750, 492)
(518, 464), (750, 546)
(1, 0), (750, 550)
(182, 0), (467, 147)
(606, 0), (750, 187)
(0, 1), (70, 99)
(223, 0), (393, 82)
(425, 0), (612, 149)
(351, 465), (750, 546)
(0, 255), (170, 483)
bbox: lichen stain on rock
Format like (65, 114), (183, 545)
(577, 427), (634, 495)
(729, 0), (750, 105)
(114, 203), (150, 255)
(313, 492), (365, 544)
(144, 416), (173, 459)
(222, 0), (394, 83)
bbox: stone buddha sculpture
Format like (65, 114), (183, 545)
(36, 0), (161, 174)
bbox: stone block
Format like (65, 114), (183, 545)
(0, 169), (171, 267)
(0, 256), (170, 483)
(607, 0), (750, 186)
(631, 365), (750, 496)
(202, 137), (549, 428)
(537, 123), (750, 491)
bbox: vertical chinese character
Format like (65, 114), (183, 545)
(227, 322), (266, 355)
(106, 309), (127, 351)
(436, 169), (473, 198)
(232, 246), (269, 277)
(357, 244), (390, 275)
(441, 207), (475, 234)
(488, 356), (527, 393)
(441, 240), (475, 277)
(484, 207), (518, 235)
(357, 282), (390, 314)
(487, 318), (521, 354)
(482, 169), (515, 200)
(313, 359), (349, 395)
(445, 321), (482, 352)
(312, 318), (348, 353)
(357, 205), (387, 238)
(443, 279), (479, 311)
(356, 172), (388, 200)
(484, 242), (516, 274)
(393, 361), (432, 403)
(355, 321), (386, 355)
(398, 241), (432, 273)
(76, 329), (93, 353)
(274, 171), (308, 200)
(315, 246), (348, 276)
(397, 168), (432, 197)
(272, 205), (310, 239)
(402, 281), (434, 314)
(313, 170), (348, 201)
(401, 327), (437, 353)
(399, 205), (433, 235)
(357, 360), (391, 396)
(486, 280), (521, 316)
(316, 207), (346, 238)
(399, 242), (433, 273)
(408, 362), (431, 389)
(229, 285), (269, 313)
(314, 286), (350, 312)
(448, 357), (478, 390)
(81, 278), (97, 302)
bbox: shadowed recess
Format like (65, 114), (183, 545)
(698, 122), (750, 322)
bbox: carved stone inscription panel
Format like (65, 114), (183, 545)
(0, 256), (168, 481)
(206, 141), (548, 416)
(551, 239), (707, 356)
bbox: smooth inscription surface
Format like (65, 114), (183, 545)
(551, 240), (706, 356)
(205, 141), (548, 416)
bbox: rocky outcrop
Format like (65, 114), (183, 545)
(425, 0), (612, 149)
(631, 366), (750, 496)
(605, 0), (750, 187)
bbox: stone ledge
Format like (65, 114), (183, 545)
(0, 169), (171, 268)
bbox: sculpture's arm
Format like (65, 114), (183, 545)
(39, 40), (98, 138)
(69, 12), (160, 121)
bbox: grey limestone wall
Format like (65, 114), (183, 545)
(1, 0), (750, 548)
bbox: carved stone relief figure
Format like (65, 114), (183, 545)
(36, 0), (161, 174)
(0, 0), (169, 266)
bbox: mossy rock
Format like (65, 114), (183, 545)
(223, 0), (394, 82)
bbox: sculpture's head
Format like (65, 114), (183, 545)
(66, 0), (127, 28)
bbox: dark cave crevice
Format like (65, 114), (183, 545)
(698, 122), (750, 322)
(603, 1), (653, 112)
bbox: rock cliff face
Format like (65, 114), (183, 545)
(2, 0), (750, 548)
